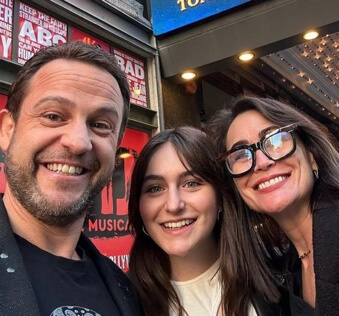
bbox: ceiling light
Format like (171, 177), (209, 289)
(181, 71), (196, 80)
(238, 52), (254, 61)
(303, 31), (319, 40)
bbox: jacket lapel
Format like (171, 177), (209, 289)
(0, 197), (40, 315)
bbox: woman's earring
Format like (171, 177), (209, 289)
(313, 168), (319, 179)
(217, 210), (222, 221)
(142, 225), (150, 236)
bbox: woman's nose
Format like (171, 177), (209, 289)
(166, 189), (185, 213)
(253, 150), (275, 172)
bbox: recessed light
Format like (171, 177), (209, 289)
(238, 52), (254, 61)
(303, 31), (319, 40)
(117, 148), (132, 159)
(181, 71), (196, 80)
(119, 152), (132, 159)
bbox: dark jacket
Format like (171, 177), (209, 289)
(313, 188), (339, 316)
(281, 187), (339, 316)
(0, 198), (142, 316)
(252, 291), (290, 316)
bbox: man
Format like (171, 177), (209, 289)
(0, 42), (141, 315)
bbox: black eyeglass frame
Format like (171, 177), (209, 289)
(218, 123), (298, 178)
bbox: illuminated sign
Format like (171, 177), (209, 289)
(151, 0), (251, 36)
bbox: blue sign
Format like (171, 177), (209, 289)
(151, 0), (251, 36)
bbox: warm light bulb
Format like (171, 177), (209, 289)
(134, 88), (141, 95)
(303, 31), (319, 40)
(119, 152), (132, 159)
(238, 52), (255, 61)
(181, 71), (196, 80)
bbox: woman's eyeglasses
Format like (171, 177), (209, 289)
(218, 124), (297, 178)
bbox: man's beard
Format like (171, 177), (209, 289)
(4, 145), (112, 227)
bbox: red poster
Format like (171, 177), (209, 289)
(0, 93), (7, 193)
(84, 128), (150, 271)
(0, 0), (13, 60)
(71, 28), (110, 52)
(0, 93), (7, 109)
(18, 2), (67, 64)
(114, 48), (148, 107)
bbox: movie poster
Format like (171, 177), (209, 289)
(114, 48), (148, 107)
(0, 0), (13, 60)
(18, 2), (67, 64)
(71, 28), (110, 52)
(84, 128), (150, 271)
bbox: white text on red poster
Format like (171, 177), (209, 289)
(114, 48), (147, 107)
(0, 0), (13, 60)
(18, 2), (67, 64)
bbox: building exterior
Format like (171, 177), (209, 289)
(151, 0), (338, 138)
(0, 0), (337, 272)
(0, 0), (162, 271)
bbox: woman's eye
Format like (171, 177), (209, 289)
(184, 181), (199, 188)
(147, 186), (163, 193)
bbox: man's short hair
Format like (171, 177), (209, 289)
(6, 41), (130, 142)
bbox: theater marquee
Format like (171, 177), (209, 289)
(150, 0), (251, 36)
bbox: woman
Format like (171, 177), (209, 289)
(205, 96), (339, 315)
(128, 126), (287, 316)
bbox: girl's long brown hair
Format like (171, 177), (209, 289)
(128, 126), (226, 316)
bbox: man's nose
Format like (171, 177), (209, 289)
(60, 122), (93, 155)
(165, 188), (185, 213)
(253, 150), (275, 172)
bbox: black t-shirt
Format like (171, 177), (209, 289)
(15, 234), (120, 316)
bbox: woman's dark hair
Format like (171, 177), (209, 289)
(205, 96), (339, 313)
(128, 126), (227, 316)
(6, 41), (130, 143)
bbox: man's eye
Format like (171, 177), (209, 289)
(44, 113), (62, 121)
(91, 122), (113, 131)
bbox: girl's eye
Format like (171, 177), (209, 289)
(184, 181), (199, 188)
(147, 186), (164, 193)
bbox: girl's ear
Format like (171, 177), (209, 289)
(0, 109), (15, 153)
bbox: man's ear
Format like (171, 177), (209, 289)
(0, 109), (15, 153)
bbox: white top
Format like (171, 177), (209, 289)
(170, 260), (221, 316)
(170, 260), (258, 316)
